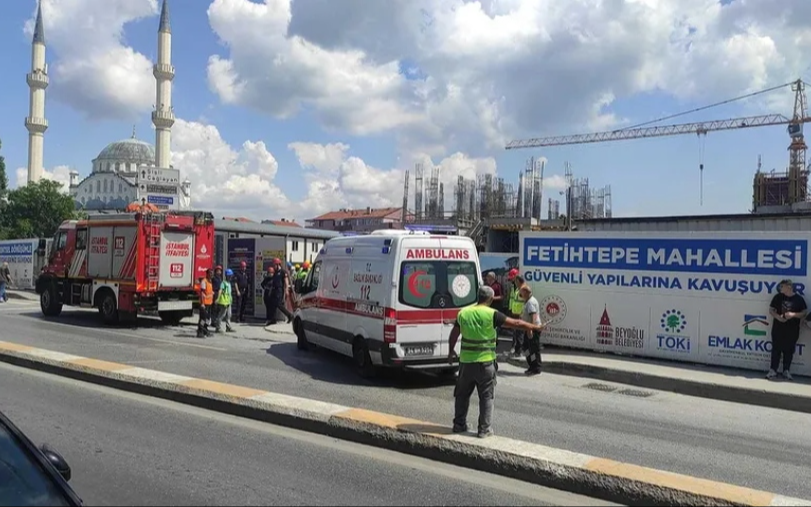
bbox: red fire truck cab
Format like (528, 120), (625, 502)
(36, 211), (215, 325)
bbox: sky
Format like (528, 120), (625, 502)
(0, 0), (809, 223)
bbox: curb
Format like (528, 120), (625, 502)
(0, 341), (805, 507)
(505, 357), (811, 414)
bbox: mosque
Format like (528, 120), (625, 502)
(24, 0), (191, 210)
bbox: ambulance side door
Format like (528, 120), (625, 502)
(318, 257), (352, 355)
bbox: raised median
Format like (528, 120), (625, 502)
(0, 339), (805, 507)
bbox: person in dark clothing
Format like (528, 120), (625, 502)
(767, 279), (807, 381)
(233, 261), (250, 322)
(261, 266), (276, 325)
(272, 258), (294, 323)
(211, 265), (224, 329)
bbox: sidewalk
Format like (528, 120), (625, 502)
(3, 289), (39, 301)
(506, 348), (811, 413)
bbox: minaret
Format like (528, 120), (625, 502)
(25, 1), (48, 184)
(152, 0), (174, 168)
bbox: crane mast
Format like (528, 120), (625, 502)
(506, 79), (811, 208)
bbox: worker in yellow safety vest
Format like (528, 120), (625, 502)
(506, 269), (527, 357)
(448, 286), (545, 438)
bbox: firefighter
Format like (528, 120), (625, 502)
(215, 269), (236, 333)
(261, 266), (276, 326)
(197, 268), (214, 338)
(233, 261), (250, 323)
(272, 258), (294, 323)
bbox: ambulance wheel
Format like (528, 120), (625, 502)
(98, 291), (119, 325)
(40, 284), (62, 317)
(352, 337), (376, 379)
(295, 319), (311, 351)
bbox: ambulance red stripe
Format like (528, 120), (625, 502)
(314, 296), (460, 323)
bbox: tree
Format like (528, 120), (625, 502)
(0, 180), (78, 239)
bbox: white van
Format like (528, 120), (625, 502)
(293, 230), (481, 377)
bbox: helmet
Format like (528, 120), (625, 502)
(295, 264), (301, 269)
(225, 268), (233, 276)
(273, 258), (282, 265)
(240, 261), (247, 268)
(507, 268), (519, 280)
(215, 265), (223, 271)
(303, 261), (311, 269)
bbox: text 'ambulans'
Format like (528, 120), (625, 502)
(405, 249), (471, 260)
(523, 237), (807, 276)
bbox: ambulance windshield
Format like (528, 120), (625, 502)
(399, 261), (478, 309)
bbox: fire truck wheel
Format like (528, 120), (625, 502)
(98, 290), (119, 325)
(40, 284), (62, 317)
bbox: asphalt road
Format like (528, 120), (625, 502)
(2, 301), (811, 500)
(0, 361), (614, 506)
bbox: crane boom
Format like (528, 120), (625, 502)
(505, 114), (800, 149)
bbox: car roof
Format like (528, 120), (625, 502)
(0, 410), (82, 507)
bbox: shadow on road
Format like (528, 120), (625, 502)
(16, 310), (194, 332)
(267, 342), (458, 391)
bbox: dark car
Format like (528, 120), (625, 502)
(0, 410), (82, 506)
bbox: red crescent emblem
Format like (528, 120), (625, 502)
(407, 270), (431, 297)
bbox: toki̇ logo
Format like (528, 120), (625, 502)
(743, 314), (769, 336)
(656, 309), (691, 353)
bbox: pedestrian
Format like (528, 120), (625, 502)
(767, 279), (807, 380)
(506, 270), (527, 358)
(197, 269), (214, 338)
(519, 285), (543, 376)
(214, 269), (236, 333)
(0, 262), (12, 303)
(233, 261), (250, 322)
(485, 272), (504, 312)
(261, 266), (277, 325)
(210, 265), (224, 329)
(447, 286), (545, 438)
(273, 258), (295, 323)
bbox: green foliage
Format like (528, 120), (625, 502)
(0, 179), (79, 239)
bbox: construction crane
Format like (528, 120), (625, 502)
(506, 79), (811, 206)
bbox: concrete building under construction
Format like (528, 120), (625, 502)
(401, 157), (615, 250)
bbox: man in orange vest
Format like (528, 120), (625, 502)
(197, 268), (214, 338)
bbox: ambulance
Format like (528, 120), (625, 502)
(293, 230), (481, 377)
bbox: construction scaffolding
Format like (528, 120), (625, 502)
(752, 154), (809, 210)
(548, 199), (560, 220)
(404, 157), (614, 225)
(565, 163), (613, 220)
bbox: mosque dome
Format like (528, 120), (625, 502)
(92, 137), (155, 174)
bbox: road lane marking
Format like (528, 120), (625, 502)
(0, 339), (807, 507)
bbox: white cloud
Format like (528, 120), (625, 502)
(27, 0), (157, 120)
(13, 165), (72, 190)
(207, 0), (811, 155)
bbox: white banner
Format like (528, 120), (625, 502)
(520, 231), (811, 376)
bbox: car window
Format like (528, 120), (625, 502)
(0, 424), (72, 507)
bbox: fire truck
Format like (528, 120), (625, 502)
(36, 211), (215, 325)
